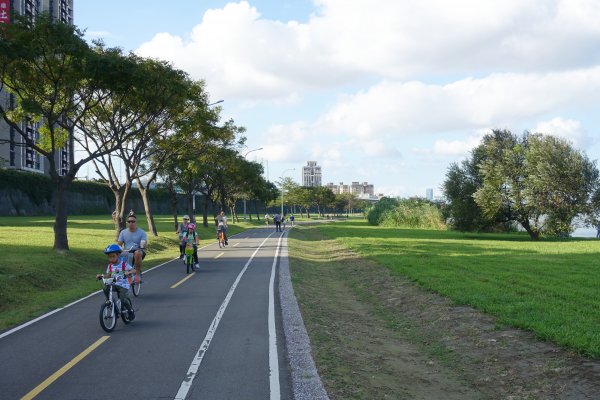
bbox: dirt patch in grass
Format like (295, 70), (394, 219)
(288, 225), (600, 399)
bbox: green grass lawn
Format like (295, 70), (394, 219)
(0, 214), (257, 330)
(314, 220), (600, 358)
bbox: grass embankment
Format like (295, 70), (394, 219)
(294, 219), (600, 358)
(0, 215), (257, 330)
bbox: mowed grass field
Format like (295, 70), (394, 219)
(0, 214), (254, 330)
(312, 220), (600, 358)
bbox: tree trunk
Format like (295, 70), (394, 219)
(167, 179), (179, 232)
(520, 219), (540, 240)
(111, 182), (131, 240)
(53, 175), (74, 251)
(137, 178), (158, 236)
(229, 201), (237, 223)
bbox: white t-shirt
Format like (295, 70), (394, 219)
(105, 262), (134, 290)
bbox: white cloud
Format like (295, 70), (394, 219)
(135, 0), (600, 101)
(532, 117), (593, 149)
(433, 133), (484, 156)
(315, 68), (600, 139)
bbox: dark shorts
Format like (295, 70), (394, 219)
(134, 249), (146, 260)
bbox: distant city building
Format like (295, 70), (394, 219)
(426, 188), (433, 201)
(326, 181), (375, 196)
(302, 161), (322, 187)
(357, 193), (384, 203)
(0, 0), (74, 175)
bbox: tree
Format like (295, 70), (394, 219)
(313, 186), (336, 216)
(473, 129), (600, 239)
(474, 130), (543, 239)
(334, 192), (362, 216)
(524, 134), (598, 235)
(79, 50), (190, 238)
(0, 15), (128, 251)
(276, 177), (299, 215)
(442, 152), (492, 231)
(294, 186), (315, 218)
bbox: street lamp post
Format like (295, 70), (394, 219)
(280, 168), (295, 217)
(190, 99), (223, 223)
(243, 147), (263, 222)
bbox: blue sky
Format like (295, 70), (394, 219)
(76, 1), (600, 198)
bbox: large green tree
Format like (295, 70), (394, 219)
(473, 130), (599, 239)
(0, 15), (129, 251)
(79, 49), (191, 237)
(442, 144), (493, 231)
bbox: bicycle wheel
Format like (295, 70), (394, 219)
(121, 305), (132, 324)
(186, 256), (191, 274)
(132, 282), (141, 296)
(131, 276), (141, 297)
(99, 302), (117, 332)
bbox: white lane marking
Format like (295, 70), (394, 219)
(214, 252), (225, 259)
(269, 232), (285, 400)
(233, 242), (240, 247)
(0, 228), (259, 341)
(0, 257), (174, 340)
(174, 232), (277, 400)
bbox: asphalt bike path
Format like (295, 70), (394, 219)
(0, 227), (293, 400)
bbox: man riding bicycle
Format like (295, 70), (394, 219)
(117, 213), (147, 282)
(216, 211), (228, 245)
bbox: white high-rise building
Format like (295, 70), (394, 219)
(426, 188), (433, 200)
(302, 161), (322, 187)
(0, 0), (74, 175)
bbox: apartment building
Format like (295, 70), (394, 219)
(302, 161), (322, 187)
(326, 181), (375, 196)
(0, 0), (74, 175)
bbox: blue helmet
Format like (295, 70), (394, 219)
(103, 244), (122, 254)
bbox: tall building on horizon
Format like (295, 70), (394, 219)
(302, 161), (322, 187)
(0, 0), (74, 175)
(426, 188), (433, 201)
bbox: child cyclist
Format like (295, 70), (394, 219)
(181, 223), (199, 270)
(96, 244), (135, 320)
(176, 215), (191, 259)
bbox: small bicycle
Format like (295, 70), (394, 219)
(217, 229), (226, 248)
(183, 243), (196, 274)
(97, 276), (134, 332)
(120, 249), (141, 297)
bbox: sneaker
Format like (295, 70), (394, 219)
(179, 254), (184, 260)
(225, 241), (228, 245)
(128, 310), (135, 321)
(194, 263), (199, 270)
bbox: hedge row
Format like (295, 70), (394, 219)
(0, 168), (171, 205)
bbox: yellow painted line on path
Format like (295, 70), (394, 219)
(21, 336), (110, 400)
(171, 272), (196, 289)
(214, 252), (225, 259)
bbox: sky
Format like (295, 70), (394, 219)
(75, 0), (600, 199)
